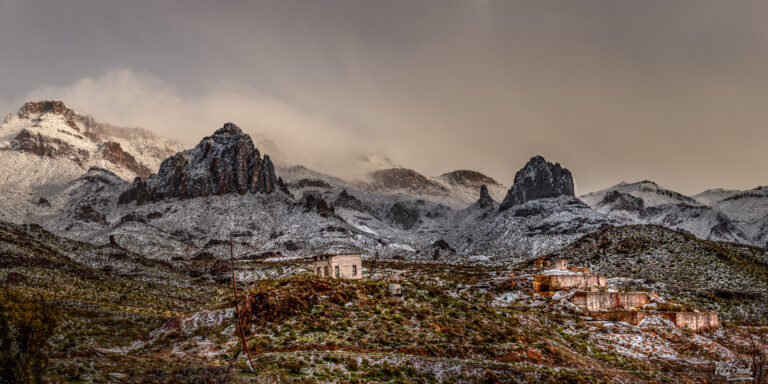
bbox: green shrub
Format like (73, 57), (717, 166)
(0, 288), (58, 384)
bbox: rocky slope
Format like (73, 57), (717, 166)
(4, 221), (759, 383)
(499, 155), (575, 211)
(0, 100), (183, 222)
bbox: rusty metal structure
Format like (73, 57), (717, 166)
(229, 234), (254, 371)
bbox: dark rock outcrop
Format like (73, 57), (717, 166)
(301, 191), (335, 217)
(120, 213), (146, 224)
(13, 129), (91, 165)
(277, 176), (290, 195)
(118, 123), (278, 205)
(73, 205), (106, 224)
(291, 178), (331, 189)
(386, 202), (420, 230)
(478, 185), (494, 208)
(499, 156), (575, 211)
(334, 189), (367, 212)
(417, 239), (458, 260)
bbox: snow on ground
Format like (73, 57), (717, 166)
(492, 292), (522, 306)
(600, 332), (679, 360)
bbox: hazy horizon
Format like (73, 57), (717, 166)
(2, 0), (767, 195)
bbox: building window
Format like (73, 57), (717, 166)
(324, 266), (329, 277)
(317, 267), (321, 276)
(335, 265), (340, 278)
(352, 265), (357, 276)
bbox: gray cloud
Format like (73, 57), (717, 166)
(2, 0), (767, 194)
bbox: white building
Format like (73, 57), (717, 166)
(312, 253), (362, 280)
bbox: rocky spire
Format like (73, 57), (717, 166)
(478, 184), (494, 208)
(118, 123), (279, 205)
(499, 155), (575, 211)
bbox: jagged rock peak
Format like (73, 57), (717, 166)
(17, 100), (76, 120)
(478, 185), (494, 208)
(499, 155), (575, 211)
(118, 122), (279, 205)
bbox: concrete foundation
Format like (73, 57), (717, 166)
(533, 274), (606, 292)
(588, 311), (720, 332)
(571, 291), (650, 311)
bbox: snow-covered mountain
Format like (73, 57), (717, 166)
(694, 186), (768, 247)
(24, 123), (610, 262)
(580, 181), (751, 245)
(278, 158), (508, 210)
(0, 100), (183, 223)
(3, 101), (764, 260)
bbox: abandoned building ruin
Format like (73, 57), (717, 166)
(529, 257), (719, 332)
(312, 253), (362, 280)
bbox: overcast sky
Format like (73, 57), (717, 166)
(1, 0), (767, 195)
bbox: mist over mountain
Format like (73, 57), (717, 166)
(0, 99), (766, 382)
